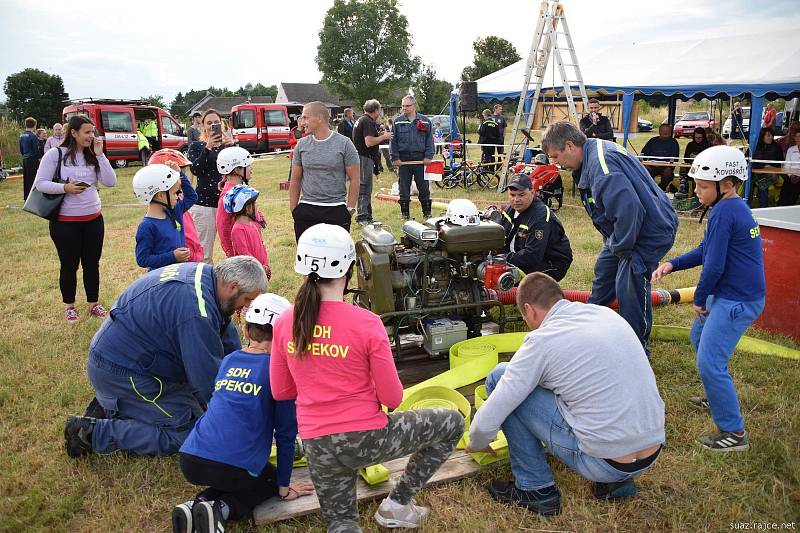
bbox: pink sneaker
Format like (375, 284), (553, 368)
(65, 308), (79, 323)
(89, 304), (107, 318)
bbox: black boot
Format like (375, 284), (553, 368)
(399, 200), (410, 220)
(421, 199), (432, 219)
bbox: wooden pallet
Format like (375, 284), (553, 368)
(253, 450), (484, 525)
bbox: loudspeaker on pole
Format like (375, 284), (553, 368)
(459, 81), (478, 112)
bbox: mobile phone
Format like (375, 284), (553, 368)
(73, 181), (90, 188)
(211, 123), (222, 138)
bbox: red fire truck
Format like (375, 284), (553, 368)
(62, 99), (188, 168)
(230, 103), (302, 153)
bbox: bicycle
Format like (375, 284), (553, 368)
(436, 160), (500, 190)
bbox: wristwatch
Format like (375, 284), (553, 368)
(347, 207), (356, 215)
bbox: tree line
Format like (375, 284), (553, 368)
(2, 0), (520, 124)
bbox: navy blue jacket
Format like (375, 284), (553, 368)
(500, 199), (573, 280)
(19, 130), (39, 160)
(577, 139), (678, 258)
(390, 113), (434, 161)
(89, 262), (241, 402)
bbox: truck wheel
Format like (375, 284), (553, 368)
(113, 159), (128, 169)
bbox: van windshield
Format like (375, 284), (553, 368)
(264, 110), (287, 126)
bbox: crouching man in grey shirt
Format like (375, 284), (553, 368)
(467, 272), (665, 516)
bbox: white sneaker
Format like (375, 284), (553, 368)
(374, 497), (430, 528)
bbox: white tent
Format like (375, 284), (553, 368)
(473, 30), (800, 99)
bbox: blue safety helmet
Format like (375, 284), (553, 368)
(223, 184), (260, 214)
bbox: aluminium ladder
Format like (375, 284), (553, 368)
(498, 0), (589, 191)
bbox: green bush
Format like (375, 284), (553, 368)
(0, 118), (23, 168)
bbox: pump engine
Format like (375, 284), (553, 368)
(354, 217), (520, 357)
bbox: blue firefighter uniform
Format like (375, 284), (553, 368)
(577, 138), (678, 352)
(500, 199), (573, 281)
(86, 262), (241, 455)
(390, 112), (435, 217)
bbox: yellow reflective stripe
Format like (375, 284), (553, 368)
(129, 376), (173, 417)
(596, 138), (609, 175)
(588, 197), (595, 204)
(519, 224), (529, 230)
(194, 263), (207, 318)
(395, 120), (411, 125)
(615, 144), (628, 155)
(545, 206), (551, 222)
(502, 211), (513, 223)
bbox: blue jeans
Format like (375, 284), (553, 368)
(87, 352), (204, 455)
(398, 163), (430, 203)
(485, 363), (657, 490)
(690, 295), (765, 433)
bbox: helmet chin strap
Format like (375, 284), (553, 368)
(152, 193), (177, 228)
(698, 181), (722, 224)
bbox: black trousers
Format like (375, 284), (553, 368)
(22, 157), (39, 200)
(292, 203), (351, 242)
(778, 176), (800, 206)
(481, 146), (497, 164)
(48, 215), (104, 304)
(180, 453), (278, 521)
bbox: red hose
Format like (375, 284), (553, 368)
(495, 287), (669, 309)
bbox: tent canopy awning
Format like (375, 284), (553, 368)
(469, 30), (800, 100)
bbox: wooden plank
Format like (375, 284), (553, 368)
(253, 450), (486, 525)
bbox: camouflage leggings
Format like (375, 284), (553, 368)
(303, 408), (464, 533)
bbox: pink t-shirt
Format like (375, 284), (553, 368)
(270, 301), (403, 440)
(182, 211), (205, 262)
(230, 219), (269, 271)
(216, 180), (236, 257)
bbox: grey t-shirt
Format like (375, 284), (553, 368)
(293, 131), (360, 205)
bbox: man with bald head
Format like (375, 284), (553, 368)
(289, 101), (361, 241)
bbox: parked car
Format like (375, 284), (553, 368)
(63, 99), (187, 168)
(673, 111), (715, 137)
(230, 103), (303, 153)
(661, 115), (682, 125)
(637, 118), (653, 132)
(426, 115), (452, 138)
(722, 106), (750, 138)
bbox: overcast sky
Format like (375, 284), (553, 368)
(1, 0), (797, 106)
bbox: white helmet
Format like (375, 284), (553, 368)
(689, 145), (748, 182)
(245, 293), (290, 326)
(216, 146), (254, 175)
(132, 164), (180, 204)
(446, 199), (481, 226)
(295, 224), (356, 278)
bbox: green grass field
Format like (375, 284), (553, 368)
(0, 138), (798, 533)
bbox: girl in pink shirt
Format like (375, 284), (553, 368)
(215, 146), (265, 258)
(270, 223), (463, 531)
(223, 185), (271, 280)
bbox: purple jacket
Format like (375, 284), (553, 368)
(34, 148), (117, 217)
(44, 135), (64, 152)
